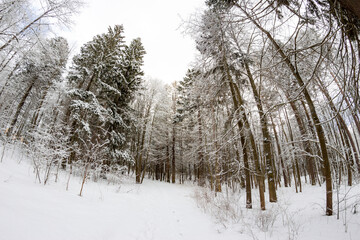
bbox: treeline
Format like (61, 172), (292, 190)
(1, 0), (360, 217)
(130, 0), (360, 217)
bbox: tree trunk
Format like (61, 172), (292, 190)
(243, 62), (277, 202)
(197, 108), (205, 187)
(238, 6), (332, 214)
(226, 71), (252, 208)
(287, 100), (317, 185)
(211, 104), (222, 193)
(232, 83), (265, 209)
(7, 80), (35, 137)
(166, 141), (171, 183)
(0, 9), (52, 52)
(270, 115), (289, 187)
(316, 77), (360, 173)
(172, 123), (176, 184)
(79, 163), (89, 197)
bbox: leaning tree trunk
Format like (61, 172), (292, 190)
(223, 58), (253, 208)
(237, 5), (333, 214)
(7, 80), (35, 137)
(316, 77), (360, 173)
(79, 162), (90, 197)
(332, 72), (360, 137)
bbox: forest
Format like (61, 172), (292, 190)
(0, 0), (360, 239)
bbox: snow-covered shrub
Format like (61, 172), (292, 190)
(193, 187), (243, 225)
(192, 186), (303, 240)
(254, 208), (278, 232)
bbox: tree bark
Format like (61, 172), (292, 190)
(232, 83), (265, 210)
(237, 5), (332, 214)
(211, 104), (222, 193)
(243, 62), (277, 202)
(197, 108), (205, 186)
(7, 80), (35, 137)
(316, 77), (360, 173)
(270, 115), (289, 187)
(79, 162), (89, 196)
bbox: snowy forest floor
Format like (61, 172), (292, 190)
(1, 147), (360, 240)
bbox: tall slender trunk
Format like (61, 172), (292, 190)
(243, 62), (277, 202)
(171, 90), (177, 183)
(7, 80), (35, 137)
(211, 104), (222, 193)
(287, 99), (317, 185)
(316, 78), (360, 173)
(166, 141), (171, 183)
(284, 108), (302, 192)
(238, 5), (332, 214)
(270, 115), (289, 187)
(336, 119), (353, 186)
(332, 72), (360, 137)
(179, 127), (184, 184)
(172, 122), (176, 184)
(197, 108), (205, 186)
(30, 86), (49, 128)
(233, 83), (265, 210)
(141, 113), (156, 184)
(225, 63), (252, 208)
(136, 115), (148, 183)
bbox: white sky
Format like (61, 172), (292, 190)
(58, 0), (205, 83)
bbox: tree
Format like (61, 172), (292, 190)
(5, 37), (69, 137)
(66, 25), (145, 192)
(206, 0), (339, 215)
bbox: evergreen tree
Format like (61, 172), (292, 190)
(66, 25), (145, 177)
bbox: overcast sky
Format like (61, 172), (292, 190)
(58, 0), (205, 83)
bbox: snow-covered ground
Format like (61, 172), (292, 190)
(1, 146), (360, 240)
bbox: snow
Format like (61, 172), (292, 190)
(193, 183), (360, 240)
(0, 148), (236, 240)
(1, 146), (360, 240)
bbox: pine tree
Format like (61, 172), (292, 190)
(66, 25), (145, 186)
